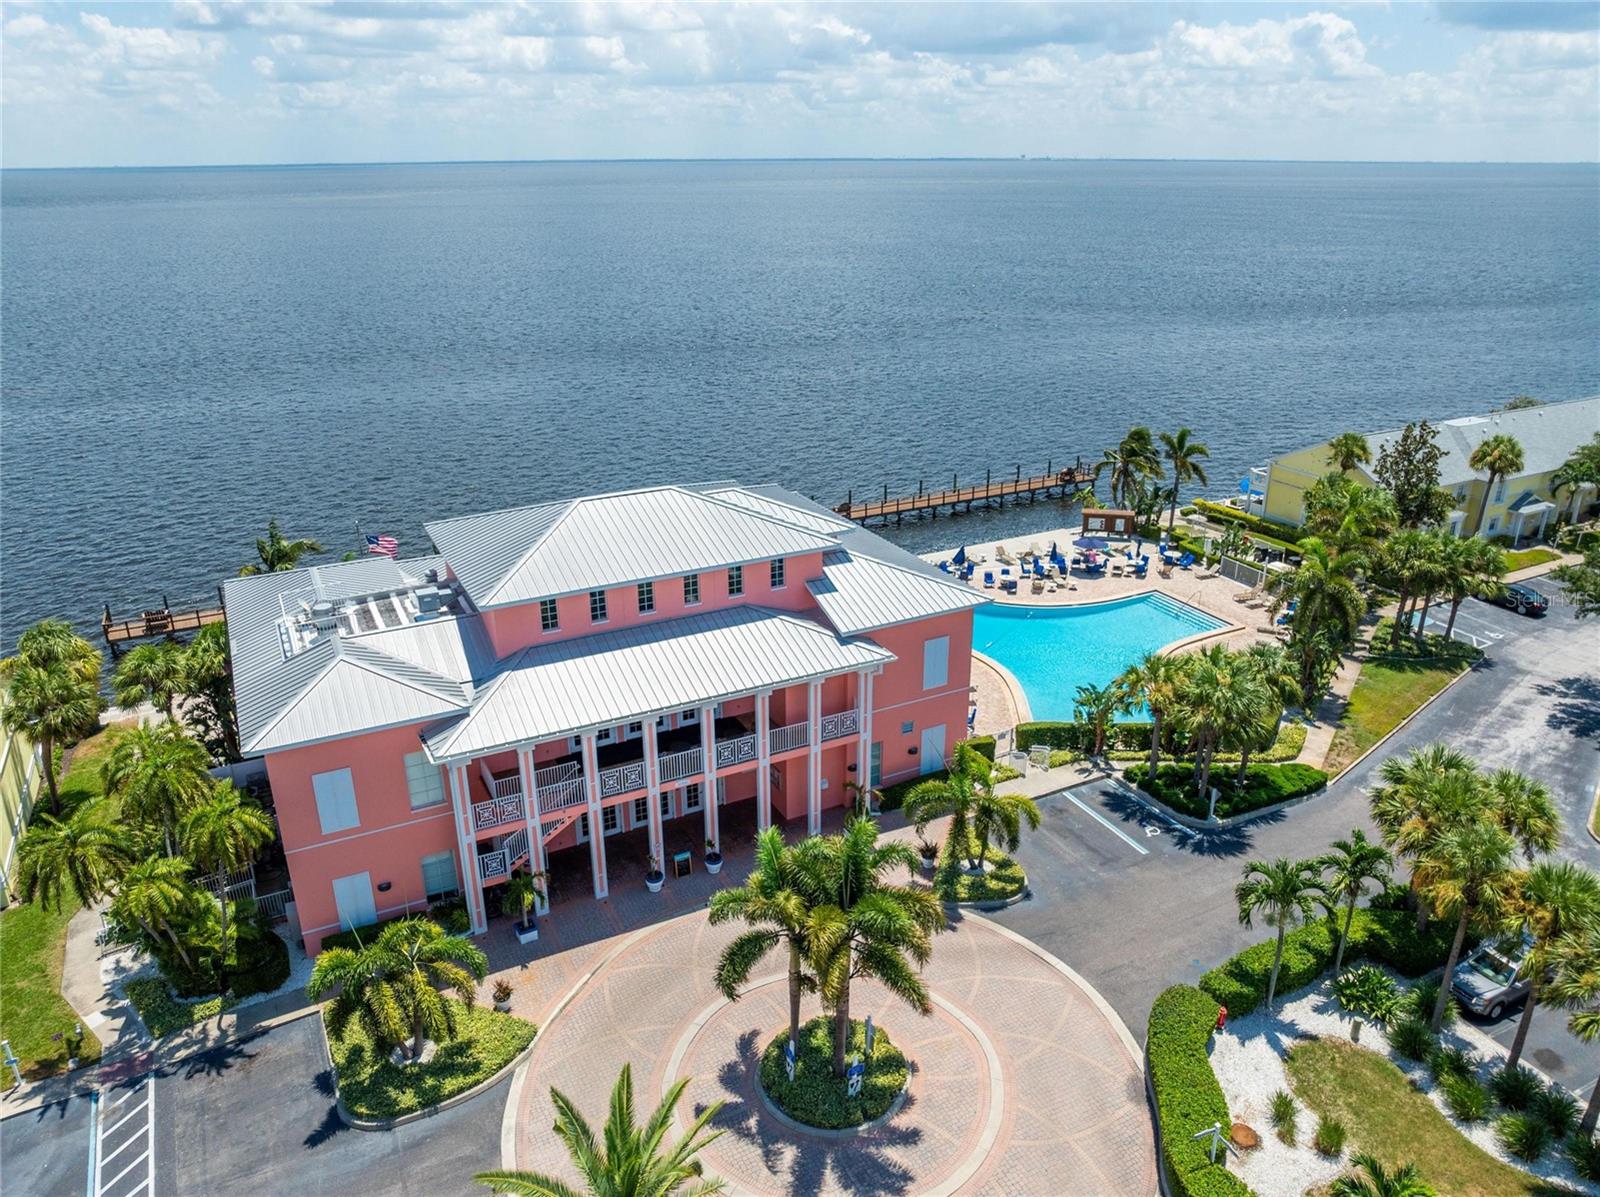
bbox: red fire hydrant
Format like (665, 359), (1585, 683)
(1216, 1005), (1228, 1031)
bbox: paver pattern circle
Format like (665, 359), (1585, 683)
(512, 910), (1154, 1196)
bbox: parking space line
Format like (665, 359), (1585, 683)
(104, 1100), (147, 1139)
(86, 1090), (99, 1197)
(1064, 791), (1148, 855)
(101, 1127), (143, 1165)
(94, 1073), (154, 1197)
(103, 1150), (149, 1193)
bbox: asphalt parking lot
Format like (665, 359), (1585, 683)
(2, 1092), (93, 1197)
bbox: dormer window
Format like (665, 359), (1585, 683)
(539, 598), (559, 632)
(637, 581), (655, 614)
(769, 558), (786, 589)
(683, 573), (701, 606)
(728, 565), (744, 597)
(589, 590), (608, 624)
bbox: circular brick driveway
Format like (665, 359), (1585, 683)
(509, 910), (1155, 1196)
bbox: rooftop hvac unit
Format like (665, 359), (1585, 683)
(417, 586), (447, 615)
(308, 599), (340, 632)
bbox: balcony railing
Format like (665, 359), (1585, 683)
(535, 761), (587, 811)
(658, 747), (703, 784)
(715, 733), (759, 769)
(768, 721), (808, 754)
(477, 827), (530, 882)
(598, 759), (647, 798)
(473, 794), (524, 832)
(489, 773), (522, 802)
(820, 709), (861, 742)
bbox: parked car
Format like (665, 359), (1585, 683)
(1492, 583), (1549, 616)
(1452, 934), (1533, 1021)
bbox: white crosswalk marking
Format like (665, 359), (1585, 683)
(95, 1074), (155, 1197)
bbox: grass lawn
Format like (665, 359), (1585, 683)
(1287, 1037), (1560, 1197)
(1324, 622), (1481, 776)
(326, 999), (536, 1120)
(0, 723), (127, 1078)
(1503, 546), (1561, 572)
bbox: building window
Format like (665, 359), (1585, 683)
(1494, 479), (1507, 503)
(637, 581), (655, 614)
(589, 590), (608, 623)
(403, 752), (446, 811)
(659, 790), (673, 818)
(769, 558), (786, 589)
(679, 709), (699, 725)
(312, 768), (360, 835)
(601, 805), (620, 834)
(683, 573), (701, 606)
(728, 565), (744, 596)
(579, 813), (589, 840)
(420, 851), (459, 901)
(596, 726), (615, 745)
(632, 795), (650, 826)
(626, 721), (643, 738)
(901, 720), (915, 735)
(1455, 486), (1467, 503)
(922, 635), (950, 691)
(1487, 516), (1500, 534)
(683, 782), (703, 813)
(539, 598), (559, 632)
(870, 742), (882, 787)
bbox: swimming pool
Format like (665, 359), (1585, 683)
(973, 595), (1228, 721)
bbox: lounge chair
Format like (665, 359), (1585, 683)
(1178, 552), (1195, 570)
(996, 546), (1016, 565)
(983, 571), (995, 589)
(1133, 559), (1149, 579)
(1031, 578), (1045, 594)
(939, 561), (951, 573)
(1003, 579), (1018, 594)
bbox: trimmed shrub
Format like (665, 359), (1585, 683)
(966, 735), (997, 761)
(1388, 1017), (1436, 1063)
(758, 1016), (907, 1129)
(1427, 1044), (1474, 1083)
(1124, 761), (1327, 820)
(1531, 1085), (1579, 1138)
(878, 770), (943, 813)
(1498, 1112), (1552, 1162)
(1313, 1115), (1347, 1157)
(1269, 1089), (1297, 1145)
(1396, 979), (1457, 1030)
(1490, 1064), (1543, 1112)
(1192, 500), (1305, 554)
(1365, 882), (1414, 912)
(1146, 986), (1252, 1197)
(1566, 1131), (1600, 1182)
(1442, 1073), (1490, 1123)
(1332, 966), (1400, 1023)
(1015, 720), (1167, 755)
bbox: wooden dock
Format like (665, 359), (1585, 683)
(101, 594), (225, 654)
(836, 460), (1094, 524)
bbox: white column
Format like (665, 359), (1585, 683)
(581, 733), (609, 900)
(755, 689), (773, 833)
(516, 747), (550, 915)
(700, 705), (720, 853)
(856, 669), (874, 803)
(806, 680), (823, 836)
(644, 721), (665, 877)
(448, 764), (488, 935)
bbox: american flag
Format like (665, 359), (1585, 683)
(366, 533), (399, 558)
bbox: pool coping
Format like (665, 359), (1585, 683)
(972, 592), (1245, 724)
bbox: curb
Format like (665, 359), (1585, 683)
(326, 1010), (538, 1131)
(972, 649), (1032, 725)
(943, 885), (1030, 913)
(754, 1054), (911, 1140)
(1106, 775), (1329, 832)
(1327, 654), (1482, 783)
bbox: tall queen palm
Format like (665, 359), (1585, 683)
(111, 856), (207, 973)
(1115, 651), (1189, 777)
(1319, 830), (1392, 975)
(1235, 857), (1327, 1008)
(16, 798), (132, 912)
(112, 641), (189, 721)
(180, 781), (276, 994)
(102, 721), (215, 855)
(1158, 427), (1209, 532)
(1467, 433), (1524, 538)
(1265, 538), (1363, 705)
(239, 518), (325, 575)
(903, 742), (1040, 870)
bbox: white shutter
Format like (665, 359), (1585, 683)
(313, 769), (360, 834)
(922, 636), (950, 691)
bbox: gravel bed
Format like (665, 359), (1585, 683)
(1209, 972), (1597, 1195)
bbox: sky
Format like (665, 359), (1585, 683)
(2, 1), (1598, 168)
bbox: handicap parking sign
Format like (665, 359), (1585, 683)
(784, 1038), (797, 1082)
(846, 1057), (866, 1098)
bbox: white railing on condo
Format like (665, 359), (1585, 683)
(489, 773), (522, 801)
(598, 759), (647, 798)
(199, 864), (256, 902)
(502, 827), (529, 871)
(820, 709), (861, 742)
(478, 848), (509, 882)
(657, 747), (703, 784)
(715, 733), (759, 768)
(768, 721), (809, 754)
(473, 793), (524, 832)
(255, 888), (293, 922)
(535, 760), (587, 810)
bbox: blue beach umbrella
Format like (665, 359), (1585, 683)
(952, 545), (967, 565)
(1074, 536), (1109, 551)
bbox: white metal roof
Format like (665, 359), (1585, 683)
(424, 486), (838, 608)
(1362, 396), (1598, 486)
(700, 484), (857, 535)
(422, 606), (893, 761)
(807, 548), (987, 636)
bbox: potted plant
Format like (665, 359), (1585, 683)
(504, 870), (546, 945)
(492, 979), (514, 1013)
(645, 853), (664, 894)
(704, 838), (723, 875)
(916, 836), (939, 873)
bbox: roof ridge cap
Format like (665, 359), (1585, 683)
(686, 488), (843, 543)
(835, 547), (978, 594)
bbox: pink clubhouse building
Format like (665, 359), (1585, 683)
(223, 483), (986, 952)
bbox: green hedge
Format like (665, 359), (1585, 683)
(1124, 762), (1327, 820)
(1148, 986), (1254, 1197)
(1197, 909), (1465, 1019)
(934, 832), (1027, 904)
(126, 978), (236, 1039)
(1193, 500), (1305, 553)
(1016, 720), (1166, 754)
(156, 915), (290, 1000)
(966, 735), (996, 761)
(758, 1016), (907, 1129)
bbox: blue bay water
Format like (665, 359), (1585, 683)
(2, 159), (1596, 647)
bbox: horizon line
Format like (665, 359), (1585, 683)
(5, 153), (1599, 173)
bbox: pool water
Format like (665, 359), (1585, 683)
(973, 595), (1227, 721)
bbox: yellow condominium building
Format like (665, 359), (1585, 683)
(1260, 395), (1599, 541)
(0, 691), (41, 908)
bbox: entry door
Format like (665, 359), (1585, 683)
(919, 725), (946, 776)
(331, 872), (376, 931)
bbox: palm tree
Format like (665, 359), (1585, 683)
(1234, 643), (1300, 781)
(1378, 530), (1436, 650)
(0, 617), (102, 687)
(180, 782), (276, 994)
(1370, 744), (1481, 929)
(111, 856), (206, 972)
(1303, 475), (1397, 558)
(239, 518), (325, 575)
(1551, 434), (1600, 522)
(1, 661), (105, 807)
(1545, 927), (1600, 1134)
(1407, 532), (1455, 644)
(102, 721), (215, 854)
(1096, 426), (1161, 509)
(1159, 428), (1210, 531)
(1482, 768), (1561, 860)
(112, 641), (189, 720)
(1115, 652), (1189, 776)
(903, 743), (1040, 870)
(1265, 538), (1364, 705)
(1415, 820), (1518, 1031)
(1320, 830), (1393, 975)
(801, 819), (946, 1076)
(1235, 857), (1327, 1008)
(474, 1063), (726, 1197)
(1467, 433), (1525, 538)
(708, 828), (820, 1050)
(180, 621), (240, 761)
(1073, 682), (1125, 758)
(1440, 537), (1506, 642)
(1330, 1151), (1435, 1197)
(307, 916), (489, 1061)
(1327, 432), (1374, 476)
(1174, 645), (1270, 800)
(15, 799), (132, 911)
(1502, 860), (1600, 1070)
